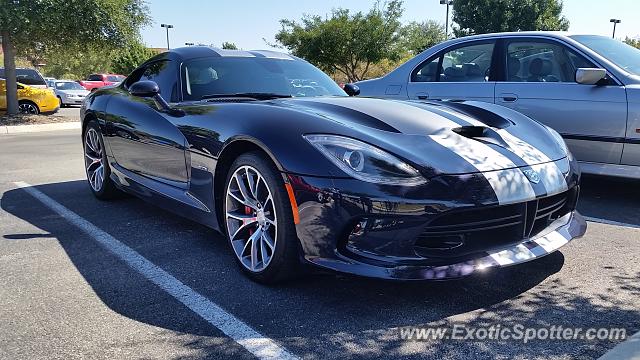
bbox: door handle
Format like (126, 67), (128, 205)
(499, 93), (518, 102)
(416, 92), (429, 100)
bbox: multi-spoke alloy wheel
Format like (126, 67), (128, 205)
(84, 128), (105, 192)
(18, 102), (39, 114)
(225, 165), (277, 272)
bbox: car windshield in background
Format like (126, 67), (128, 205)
(571, 35), (640, 76)
(0, 68), (46, 86)
(107, 75), (125, 82)
(56, 82), (86, 90)
(181, 57), (346, 101)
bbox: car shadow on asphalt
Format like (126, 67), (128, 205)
(2, 180), (639, 360)
(578, 175), (640, 226)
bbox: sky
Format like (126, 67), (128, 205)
(141, 0), (640, 51)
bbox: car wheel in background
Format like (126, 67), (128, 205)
(18, 101), (39, 115)
(223, 152), (301, 283)
(57, 96), (66, 108)
(83, 121), (120, 200)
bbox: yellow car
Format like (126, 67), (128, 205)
(0, 78), (59, 114)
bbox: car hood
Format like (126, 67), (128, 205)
(277, 96), (568, 177)
(58, 89), (89, 96)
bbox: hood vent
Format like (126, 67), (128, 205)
(452, 126), (510, 148)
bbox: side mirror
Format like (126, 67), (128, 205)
(575, 68), (607, 85)
(129, 80), (160, 97)
(343, 83), (360, 96)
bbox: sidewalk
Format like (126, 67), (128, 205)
(0, 121), (80, 134)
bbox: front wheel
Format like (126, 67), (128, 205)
(83, 121), (120, 200)
(223, 152), (301, 283)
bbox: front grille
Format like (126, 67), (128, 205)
(414, 187), (578, 259)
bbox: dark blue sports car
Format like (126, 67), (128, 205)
(81, 47), (586, 283)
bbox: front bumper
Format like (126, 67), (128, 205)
(308, 211), (585, 280)
(286, 156), (585, 280)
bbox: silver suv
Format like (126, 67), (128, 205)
(356, 32), (640, 179)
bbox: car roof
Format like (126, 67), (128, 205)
(163, 46), (298, 62)
(436, 31), (608, 47)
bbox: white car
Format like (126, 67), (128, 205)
(51, 80), (90, 107)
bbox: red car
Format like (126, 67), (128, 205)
(78, 73), (125, 91)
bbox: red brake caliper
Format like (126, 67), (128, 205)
(245, 205), (254, 236)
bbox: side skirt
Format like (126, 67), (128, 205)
(109, 163), (220, 231)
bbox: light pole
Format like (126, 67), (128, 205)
(440, 0), (453, 39)
(610, 19), (621, 38)
(161, 23), (174, 50)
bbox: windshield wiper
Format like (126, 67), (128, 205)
(201, 92), (292, 100)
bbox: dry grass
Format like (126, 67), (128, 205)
(0, 113), (78, 126)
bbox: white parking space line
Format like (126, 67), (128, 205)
(584, 216), (640, 229)
(14, 181), (299, 360)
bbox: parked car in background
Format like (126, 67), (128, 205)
(0, 68), (48, 89)
(45, 77), (57, 88)
(0, 78), (59, 114)
(78, 73), (126, 91)
(51, 80), (90, 107)
(356, 32), (640, 179)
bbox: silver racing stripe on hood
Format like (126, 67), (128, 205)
(429, 132), (536, 204)
(497, 129), (568, 196)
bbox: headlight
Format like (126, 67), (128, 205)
(304, 134), (427, 186)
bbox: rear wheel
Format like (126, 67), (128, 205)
(223, 152), (300, 283)
(84, 121), (119, 200)
(18, 101), (39, 114)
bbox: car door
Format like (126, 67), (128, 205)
(105, 59), (189, 187)
(406, 40), (497, 103)
(494, 37), (627, 164)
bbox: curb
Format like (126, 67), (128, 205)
(1, 121), (80, 134)
(598, 331), (640, 360)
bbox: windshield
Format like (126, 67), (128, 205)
(181, 56), (346, 101)
(107, 75), (125, 82)
(570, 35), (640, 76)
(56, 81), (86, 90)
(0, 68), (46, 86)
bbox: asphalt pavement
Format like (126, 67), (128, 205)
(56, 105), (81, 120)
(0, 129), (638, 360)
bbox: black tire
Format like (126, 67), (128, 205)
(83, 121), (120, 200)
(57, 97), (66, 108)
(223, 151), (301, 283)
(18, 101), (39, 114)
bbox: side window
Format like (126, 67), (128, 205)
(141, 60), (179, 102)
(412, 57), (441, 82)
(440, 43), (494, 82)
(566, 49), (595, 70)
(506, 41), (577, 82)
(412, 42), (494, 83)
(88, 74), (102, 81)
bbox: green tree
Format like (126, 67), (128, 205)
(452, 0), (569, 37)
(221, 42), (238, 50)
(275, 0), (404, 82)
(0, 0), (149, 114)
(624, 37), (640, 49)
(111, 41), (157, 75)
(42, 47), (114, 79)
(399, 21), (446, 55)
